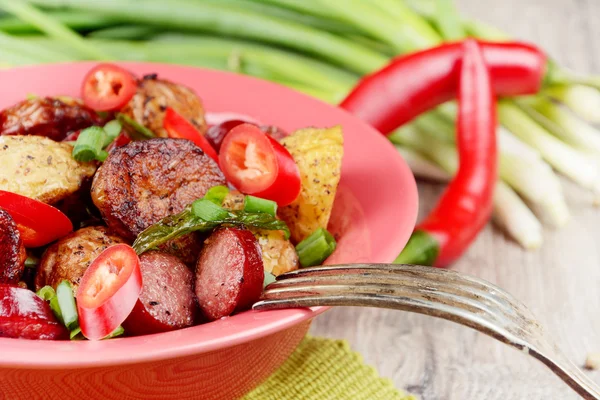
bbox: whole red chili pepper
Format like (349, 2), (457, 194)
(395, 40), (497, 267)
(340, 40), (545, 134)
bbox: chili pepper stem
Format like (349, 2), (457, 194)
(394, 230), (439, 266)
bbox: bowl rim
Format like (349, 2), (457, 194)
(0, 61), (418, 369)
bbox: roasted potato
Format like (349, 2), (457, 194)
(0, 135), (97, 204)
(120, 74), (206, 137)
(279, 126), (344, 243)
(35, 226), (126, 294)
(222, 191), (299, 275)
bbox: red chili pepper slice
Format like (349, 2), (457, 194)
(0, 191), (73, 248)
(340, 40), (546, 134)
(76, 244), (142, 340)
(163, 107), (219, 162)
(82, 63), (137, 112)
(396, 40), (498, 267)
(105, 132), (131, 152)
(219, 123), (301, 207)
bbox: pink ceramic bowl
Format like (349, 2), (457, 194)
(0, 63), (418, 400)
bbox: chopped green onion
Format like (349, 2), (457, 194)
(103, 119), (122, 145)
(97, 150), (109, 162)
(116, 113), (155, 139)
(432, 0), (467, 40)
(296, 228), (337, 268)
(56, 280), (79, 331)
(24, 254), (39, 269)
(36, 285), (64, 324)
(26, 93), (38, 100)
(70, 327), (84, 340)
(244, 195), (277, 217)
(204, 185), (230, 206)
(72, 126), (107, 162)
(36, 286), (56, 301)
(103, 325), (125, 339)
(263, 271), (276, 288)
(192, 198), (230, 221)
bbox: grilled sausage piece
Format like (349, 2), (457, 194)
(0, 135), (97, 205)
(195, 228), (264, 321)
(120, 75), (206, 137)
(0, 209), (26, 284)
(35, 226), (126, 293)
(91, 138), (226, 242)
(0, 284), (69, 340)
(123, 251), (197, 336)
(0, 97), (101, 141)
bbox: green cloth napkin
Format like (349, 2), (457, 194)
(244, 336), (416, 400)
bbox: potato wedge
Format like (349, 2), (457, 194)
(0, 135), (97, 204)
(279, 126), (344, 243)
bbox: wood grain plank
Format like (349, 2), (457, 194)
(311, 1), (600, 398)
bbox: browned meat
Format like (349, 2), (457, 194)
(0, 97), (101, 141)
(91, 138), (226, 242)
(35, 226), (126, 293)
(0, 209), (26, 284)
(195, 228), (264, 321)
(123, 251), (197, 336)
(120, 75), (206, 137)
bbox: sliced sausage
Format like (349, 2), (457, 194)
(120, 75), (206, 137)
(35, 226), (126, 293)
(123, 251), (197, 336)
(0, 97), (102, 141)
(195, 228), (264, 321)
(0, 209), (26, 284)
(0, 284), (68, 340)
(0, 135), (97, 205)
(91, 138), (225, 264)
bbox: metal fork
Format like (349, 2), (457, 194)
(253, 264), (600, 399)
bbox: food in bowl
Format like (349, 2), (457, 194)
(0, 63), (344, 341)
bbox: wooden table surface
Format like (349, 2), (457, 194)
(311, 1), (600, 399)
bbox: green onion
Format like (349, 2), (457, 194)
(103, 325), (125, 339)
(493, 181), (543, 250)
(498, 101), (600, 192)
(296, 228), (337, 268)
(244, 195), (277, 217)
(36, 286), (56, 301)
(87, 25), (158, 40)
(56, 280), (78, 331)
(263, 271), (276, 288)
(192, 198), (230, 221)
(204, 185), (230, 206)
(36, 285), (64, 324)
(431, 0), (467, 40)
(316, 0), (439, 53)
(116, 113), (155, 139)
(519, 97), (600, 154)
(0, 10), (118, 34)
(72, 126), (106, 162)
(395, 145), (449, 183)
(0, 1), (111, 60)
(24, 254), (39, 269)
(70, 327), (83, 340)
(29, 0), (387, 74)
(544, 85), (600, 123)
(103, 119), (122, 144)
